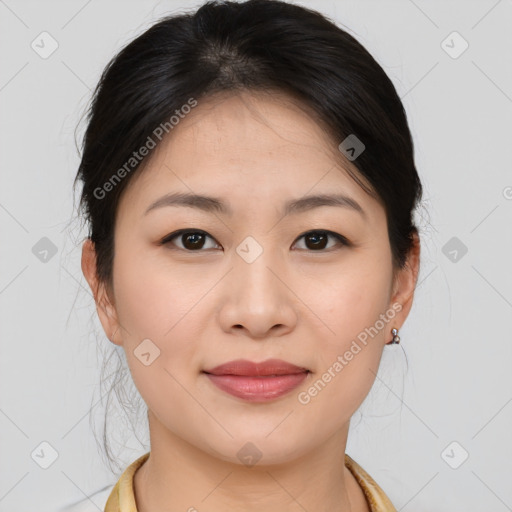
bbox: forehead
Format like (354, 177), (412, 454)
(118, 90), (379, 218)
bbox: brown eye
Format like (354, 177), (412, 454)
(161, 230), (220, 251)
(293, 230), (348, 251)
(160, 229), (349, 253)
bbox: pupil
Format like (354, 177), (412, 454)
(184, 232), (204, 250)
(307, 232), (326, 250)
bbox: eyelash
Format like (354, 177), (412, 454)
(159, 229), (350, 252)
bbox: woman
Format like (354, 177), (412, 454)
(72, 0), (422, 510)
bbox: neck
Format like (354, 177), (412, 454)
(133, 414), (369, 512)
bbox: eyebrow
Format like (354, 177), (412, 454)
(144, 192), (366, 219)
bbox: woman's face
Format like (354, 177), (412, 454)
(84, 90), (417, 465)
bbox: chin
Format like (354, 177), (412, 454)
(200, 431), (311, 468)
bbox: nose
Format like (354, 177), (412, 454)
(218, 250), (298, 340)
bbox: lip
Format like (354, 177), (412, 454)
(202, 358), (310, 402)
(204, 358), (309, 376)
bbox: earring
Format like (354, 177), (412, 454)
(387, 328), (400, 345)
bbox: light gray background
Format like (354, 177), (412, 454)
(1, 0), (511, 511)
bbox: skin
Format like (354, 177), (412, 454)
(82, 90), (420, 512)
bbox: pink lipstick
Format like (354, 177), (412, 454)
(202, 358), (309, 402)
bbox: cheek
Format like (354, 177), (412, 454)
(112, 245), (203, 340)
(298, 259), (392, 408)
(305, 259), (393, 345)
(111, 251), (201, 396)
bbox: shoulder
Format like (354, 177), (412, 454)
(57, 485), (114, 512)
(345, 454), (397, 512)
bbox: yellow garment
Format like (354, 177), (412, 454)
(104, 452), (396, 511)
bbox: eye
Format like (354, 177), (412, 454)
(292, 230), (349, 251)
(160, 229), (349, 252)
(160, 229), (220, 251)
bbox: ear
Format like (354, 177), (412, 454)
(81, 238), (122, 346)
(388, 229), (421, 333)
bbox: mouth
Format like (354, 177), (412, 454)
(202, 358), (310, 402)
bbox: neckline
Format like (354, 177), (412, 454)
(107, 451), (396, 512)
